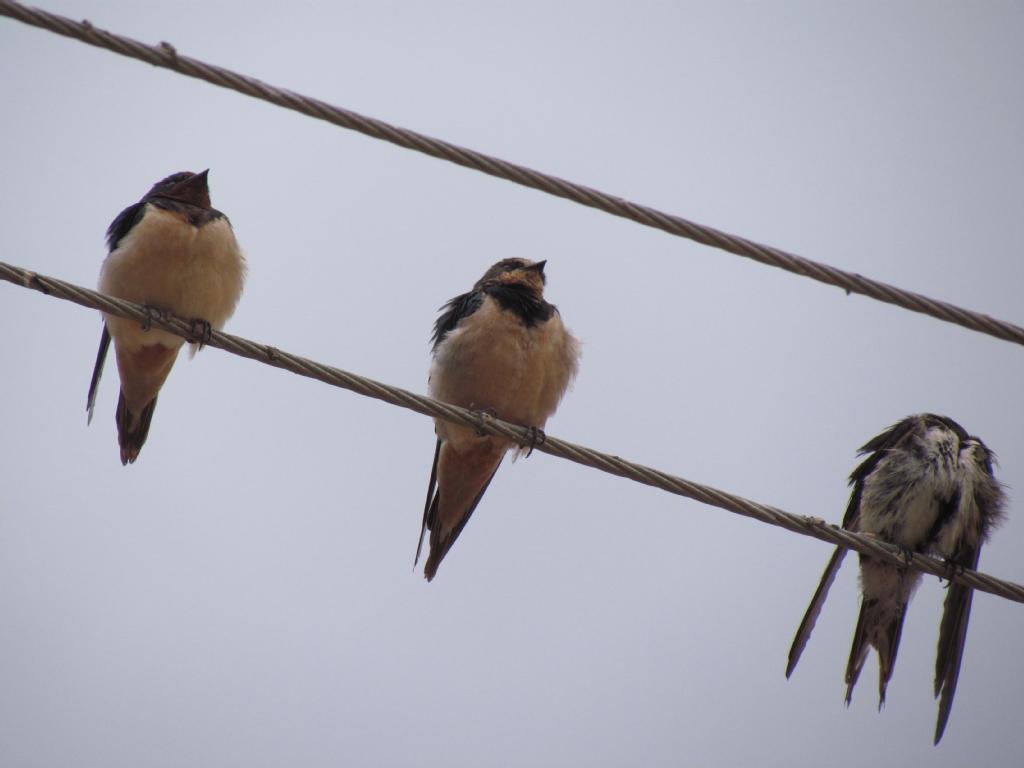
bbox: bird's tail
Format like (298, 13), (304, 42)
(418, 439), (504, 582)
(932, 541), (983, 744)
(116, 390), (159, 465)
(844, 594), (908, 709)
(787, 545), (848, 678)
(423, 465), (499, 582)
(86, 325), (111, 424)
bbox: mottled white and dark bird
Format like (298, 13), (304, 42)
(416, 258), (580, 581)
(786, 413), (1005, 744)
(86, 170), (246, 464)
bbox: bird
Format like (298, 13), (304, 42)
(416, 258), (580, 581)
(86, 170), (246, 465)
(785, 413), (1005, 744)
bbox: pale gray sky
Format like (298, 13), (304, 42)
(2, 2), (1022, 766)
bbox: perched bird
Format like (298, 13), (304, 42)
(786, 413), (1005, 744)
(86, 170), (246, 464)
(416, 258), (580, 581)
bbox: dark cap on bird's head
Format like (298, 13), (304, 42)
(476, 258), (548, 292)
(146, 169), (212, 208)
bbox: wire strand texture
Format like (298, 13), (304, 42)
(2, 0), (1023, 349)
(3, 260), (1022, 605)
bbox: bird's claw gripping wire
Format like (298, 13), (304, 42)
(140, 305), (169, 331)
(941, 558), (966, 587)
(187, 318), (213, 348)
(896, 545), (914, 569)
(472, 408), (498, 437)
(525, 426), (546, 457)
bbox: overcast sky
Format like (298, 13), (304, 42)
(2, 2), (1022, 766)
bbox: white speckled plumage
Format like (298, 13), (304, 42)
(786, 413), (1005, 744)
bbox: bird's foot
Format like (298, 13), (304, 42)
(941, 558), (965, 586)
(472, 408), (498, 437)
(525, 426), (547, 457)
(187, 318), (213, 349)
(140, 305), (169, 331)
(895, 545), (914, 569)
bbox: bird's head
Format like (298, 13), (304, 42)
(146, 169), (212, 208)
(476, 258), (547, 294)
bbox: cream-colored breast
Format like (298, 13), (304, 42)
(430, 297), (580, 445)
(99, 205), (246, 351)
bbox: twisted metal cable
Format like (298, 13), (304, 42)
(2, 1), (1023, 348)
(3, 260), (1021, 604)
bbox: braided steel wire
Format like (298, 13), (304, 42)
(3, 259), (1021, 605)
(1, 0), (1023, 348)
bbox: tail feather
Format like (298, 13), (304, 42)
(877, 605), (908, 707)
(423, 459), (501, 581)
(933, 581), (973, 744)
(116, 390), (159, 465)
(933, 543), (982, 744)
(86, 325), (111, 424)
(415, 440), (442, 567)
(787, 545), (848, 678)
(844, 600), (872, 705)
(844, 596), (908, 708)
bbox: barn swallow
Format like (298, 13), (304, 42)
(86, 170), (246, 464)
(415, 258), (580, 581)
(786, 414), (1005, 743)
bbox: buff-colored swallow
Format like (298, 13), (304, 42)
(416, 258), (580, 580)
(86, 170), (246, 464)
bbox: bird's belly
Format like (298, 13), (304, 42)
(429, 307), (571, 444)
(99, 208), (245, 350)
(431, 329), (529, 421)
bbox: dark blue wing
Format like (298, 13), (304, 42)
(105, 200), (147, 252)
(431, 290), (483, 350)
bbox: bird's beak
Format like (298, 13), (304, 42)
(527, 260), (547, 274)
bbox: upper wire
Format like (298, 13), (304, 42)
(1, 0), (1022, 348)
